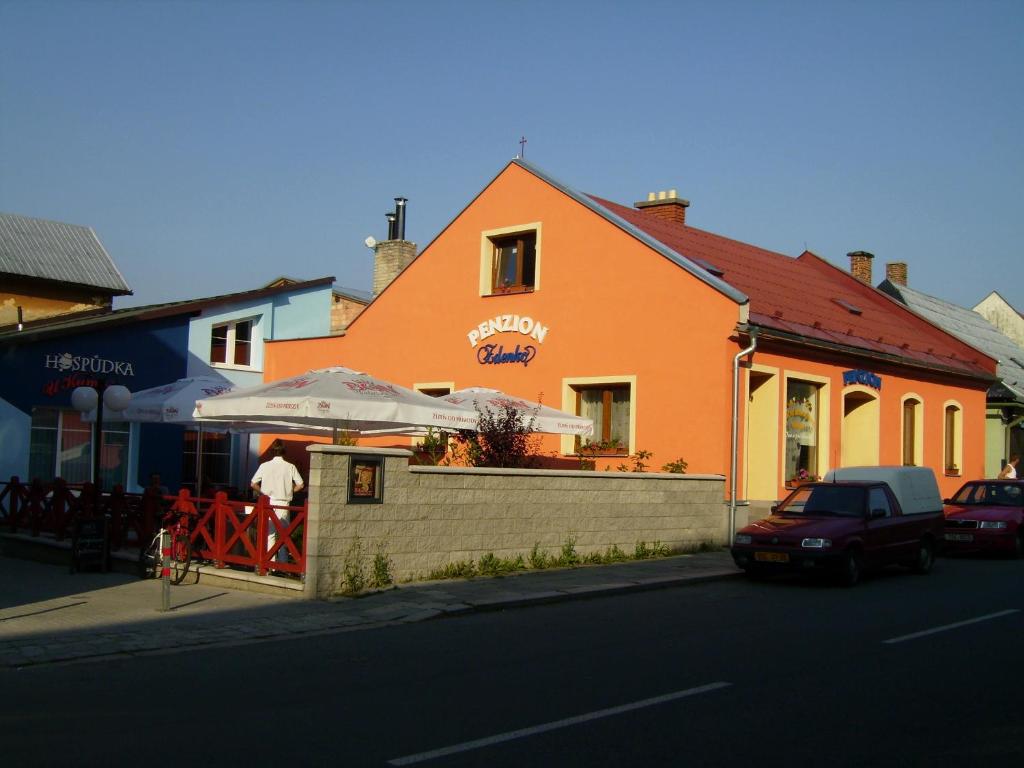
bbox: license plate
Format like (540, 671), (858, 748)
(944, 533), (974, 542)
(754, 551), (789, 563)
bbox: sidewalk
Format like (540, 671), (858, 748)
(0, 549), (742, 669)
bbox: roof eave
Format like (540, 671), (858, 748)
(747, 323), (997, 384)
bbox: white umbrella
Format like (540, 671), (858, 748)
(193, 367), (477, 433)
(365, 387), (594, 436)
(89, 375), (328, 433)
(120, 375), (234, 424)
(88, 375), (330, 495)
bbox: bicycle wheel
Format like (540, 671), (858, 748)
(170, 533), (192, 585)
(138, 534), (161, 580)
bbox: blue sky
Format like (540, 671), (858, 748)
(2, 0), (1021, 311)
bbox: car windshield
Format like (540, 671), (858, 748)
(777, 485), (866, 518)
(951, 482), (1024, 507)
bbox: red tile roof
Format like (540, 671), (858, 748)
(589, 195), (995, 380)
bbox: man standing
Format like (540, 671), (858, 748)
(998, 454), (1020, 480)
(250, 441), (304, 565)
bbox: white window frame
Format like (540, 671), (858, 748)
(210, 317), (257, 370)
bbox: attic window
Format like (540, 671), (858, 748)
(831, 298), (863, 315)
(692, 258), (724, 277)
(490, 232), (536, 294)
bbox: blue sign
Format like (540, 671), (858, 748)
(477, 343), (536, 367)
(843, 369), (882, 390)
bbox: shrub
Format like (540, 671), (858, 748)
(554, 535), (580, 567)
(341, 538), (366, 594)
(452, 399), (542, 468)
(370, 544), (393, 589)
(617, 449), (653, 473)
(528, 542), (550, 569)
(634, 540), (671, 559)
(661, 457), (688, 473)
(478, 552), (526, 576)
(413, 427), (449, 466)
(428, 560), (477, 580)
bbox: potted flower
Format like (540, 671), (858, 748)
(789, 468), (820, 488)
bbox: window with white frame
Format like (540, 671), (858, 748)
(210, 318), (254, 367)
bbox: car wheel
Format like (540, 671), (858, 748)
(839, 550), (862, 587)
(912, 539), (934, 574)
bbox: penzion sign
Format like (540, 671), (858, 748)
(466, 315), (548, 368)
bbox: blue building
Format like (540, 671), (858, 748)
(0, 278), (335, 494)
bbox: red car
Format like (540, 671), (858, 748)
(943, 480), (1024, 557)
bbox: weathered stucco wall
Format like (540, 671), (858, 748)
(304, 445), (727, 599)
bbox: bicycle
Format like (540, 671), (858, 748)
(138, 509), (195, 584)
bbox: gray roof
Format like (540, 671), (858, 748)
(0, 276), (336, 343)
(333, 284), (372, 304)
(0, 212), (131, 294)
(879, 279), (1024, 401)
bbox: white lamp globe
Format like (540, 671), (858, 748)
(71, 386), (98, 413)
(104, 384), (131, 412)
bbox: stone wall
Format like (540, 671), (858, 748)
(303, 445), (727, 599)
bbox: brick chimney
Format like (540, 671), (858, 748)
(847, 250), (874, 284)
(372, 197), (417, 296)
(885, 261), (908, 286)
(634, 189), (689, 226)
(373, 240), (416, 296)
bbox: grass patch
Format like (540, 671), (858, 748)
(422, 536), (711, 583)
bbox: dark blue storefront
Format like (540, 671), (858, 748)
(0, 314), (191, 492)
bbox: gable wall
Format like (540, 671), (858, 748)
(266, 163), (744, 475)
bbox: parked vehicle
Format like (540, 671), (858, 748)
(943, 480), (1024, 558)
(731, 466), (944, 586)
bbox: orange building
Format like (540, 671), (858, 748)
(266, 159), (996, 509)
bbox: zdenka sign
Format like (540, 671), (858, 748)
(466, 315), (548, 368)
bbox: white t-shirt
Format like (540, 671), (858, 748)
(1002, 463), (1017, 479)
(251, 456), (303, 503)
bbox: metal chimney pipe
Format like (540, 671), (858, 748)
(394, 197), (407, 241)
(385, 212), (397, 241)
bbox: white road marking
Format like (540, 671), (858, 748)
(387, 681), (732, 766)
(883, 609), (1019, 645)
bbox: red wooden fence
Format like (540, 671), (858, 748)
(1, 477), (306, 579)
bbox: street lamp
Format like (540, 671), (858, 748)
(71, 382), (131, 493)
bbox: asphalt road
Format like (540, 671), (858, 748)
(2, 555), (1022, 767)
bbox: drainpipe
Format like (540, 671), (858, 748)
(729, 328), (758, 545)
